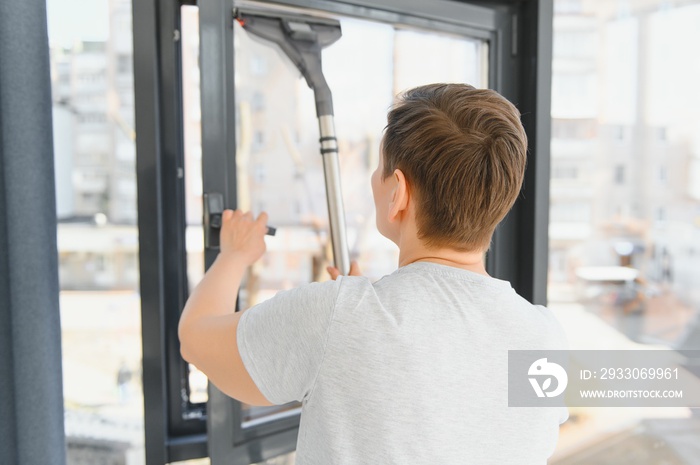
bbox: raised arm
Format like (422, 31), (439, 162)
(178, 209), (275, 405)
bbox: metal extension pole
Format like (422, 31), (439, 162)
(236, 8), (350, 275)
(318, 114), (350, 275)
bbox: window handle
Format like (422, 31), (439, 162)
(203, 192), (224, 250)
(203, 192), (276, 250)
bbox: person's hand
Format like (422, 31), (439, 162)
(219, 209), (268, 266)
(326, 260), (362, 279)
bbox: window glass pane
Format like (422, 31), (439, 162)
(232, 6), (488, 426)
(49, 0), (145, 462)
(550, 1), (700, 462)
(181, 4), (487, 425)
(181, 5), (209, 408)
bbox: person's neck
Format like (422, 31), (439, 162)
(389, 211), (488, 276)
(397, 241), (489, 277)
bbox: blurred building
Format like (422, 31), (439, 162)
(50, 0), (135, 224)
(548, 0), (700, 309)
(51, 0), (136, 291)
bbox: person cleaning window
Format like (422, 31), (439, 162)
(178, 83), (568, 465)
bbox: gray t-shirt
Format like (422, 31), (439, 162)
(237, 261), (568, 464)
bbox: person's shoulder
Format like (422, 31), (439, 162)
(529, 302), (569, 350)
(286, 277), (342, 293)
(329, 274), (382, 308)
(296, 275), (373, 300)
(334, 274), (375, 293)
(503, 291), (569, 348)
(269, 277), (343, 306)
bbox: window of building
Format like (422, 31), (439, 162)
(117, 54), (131, 74)
(614, 164), (626, 184)
(553, 164), (579, 180)
(656, 206), (667, 223)
(657, 164), (668, 184)
(612, 124), (627, 142)
(655, 126), (667, 143)
(251, 91), (265, 112)
(250, 55), (268, 76)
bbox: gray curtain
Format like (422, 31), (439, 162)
(0, 1), (67, 464)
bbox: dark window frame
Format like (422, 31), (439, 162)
(133, 0), (553, 463)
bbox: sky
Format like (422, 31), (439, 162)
(46, 0), (109, 47)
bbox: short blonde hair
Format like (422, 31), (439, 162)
(381, 83), (528, 251)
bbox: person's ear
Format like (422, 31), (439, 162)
(387, 169), (409, 223)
